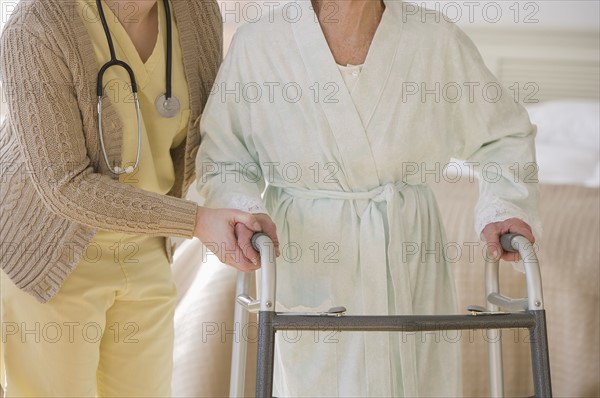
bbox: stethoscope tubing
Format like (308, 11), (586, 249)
(164, 0), (173, 100)
(97, 60), (138, 97)
(97, 93), (142, 175)
(95, 0), (173, 175)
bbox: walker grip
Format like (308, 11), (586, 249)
(500, 233), (522, 253)
(252, 232), (270, 252)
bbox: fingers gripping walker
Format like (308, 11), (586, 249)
(229, 233), (552, 397)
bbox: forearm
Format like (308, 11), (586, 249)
(48, 169), (199, 237)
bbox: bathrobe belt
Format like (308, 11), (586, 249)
(272, 182), (420, 397)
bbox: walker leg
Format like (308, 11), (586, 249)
(230, 272), (252, 398)
(529, 310), (552, 397)
(485, 259), (505, 397)
(256, 311), (275, 398)
(487, 327), (504, 398)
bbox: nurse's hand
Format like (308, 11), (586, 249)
(193, 206), (263, 271)
(482, 218), (535, 262)
(235, 213), (280, 270)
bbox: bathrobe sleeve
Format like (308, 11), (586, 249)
(448, 24), (542, 239)
(195, 33), (267, 214)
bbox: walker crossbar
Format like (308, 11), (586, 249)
(265, 312), (536, 331)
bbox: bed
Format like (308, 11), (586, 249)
(170, 20), (599, 397)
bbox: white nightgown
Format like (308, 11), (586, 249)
(196, 1), (540, 396)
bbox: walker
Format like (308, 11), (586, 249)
(229, 233), (552, 397)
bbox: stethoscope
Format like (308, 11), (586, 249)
(96, 0), (180, 175)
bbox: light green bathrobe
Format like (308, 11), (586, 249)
(197, 1), (539, 396)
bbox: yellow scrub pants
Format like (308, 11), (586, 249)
(0, 237), (177, 397)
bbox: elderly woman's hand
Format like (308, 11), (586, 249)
(482, 217), (535, 262)
(235, 214), (280, 272)
(193, 207), (264, 270)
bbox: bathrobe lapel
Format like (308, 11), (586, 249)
(291, 0), (380, 189)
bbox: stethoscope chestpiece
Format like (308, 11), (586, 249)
(156, 94), (181, 118)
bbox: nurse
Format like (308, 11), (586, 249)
(0, 0), (276, 396)
(198, 0), (540, 396)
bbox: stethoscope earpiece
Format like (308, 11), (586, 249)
(112, 166), (135, 175)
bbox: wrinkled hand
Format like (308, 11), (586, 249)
(482, 217), (535, 262)
(235, 213), (280, 272)
(193, 206), (263, 271)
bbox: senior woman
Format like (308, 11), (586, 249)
(0, 0), (278, 396)
(198, 0), (539, 397)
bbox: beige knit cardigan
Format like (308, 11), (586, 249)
(0, 0), (223, 303)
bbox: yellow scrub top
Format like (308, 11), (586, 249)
(78, 0), (190, 253)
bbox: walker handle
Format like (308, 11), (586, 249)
(488, 233), (544, 311)
(500, 233), (521, 253)
(252, 232), (269, 252)
(230, 233), (278, 398)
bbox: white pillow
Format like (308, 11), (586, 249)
(535, 142), (599, 187)
(526, 100), (600, 150)
(526, 100), (600, 187)
(585, 162), (600, 187)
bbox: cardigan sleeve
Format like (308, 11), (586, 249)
(0, 27), (198, 238)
